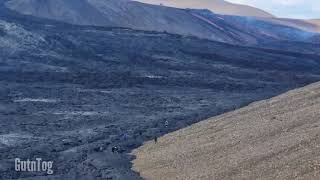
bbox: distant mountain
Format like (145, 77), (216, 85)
(250, 17), (320, 33)
(307, 19), (320, 31)
(4, 0), (317, 46)
(135, 0), (274, 18)
(188, 10), (317, 44)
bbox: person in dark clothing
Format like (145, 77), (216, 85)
(165, 120), (169, 128)
(154, 136), (158, 144)
(112, 146), (118, 153)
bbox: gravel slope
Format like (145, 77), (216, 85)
(132, 82), (320, 180)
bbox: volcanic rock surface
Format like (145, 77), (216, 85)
(1, 2), (320, 180)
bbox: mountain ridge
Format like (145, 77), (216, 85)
(4, 0), (318, 45)
(4, 0), (240, 43)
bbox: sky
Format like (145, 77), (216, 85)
(227, 0), (320, 19)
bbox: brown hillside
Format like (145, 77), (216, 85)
(136, 0), (274, 18)
(308, 19), (320, 31)
(132, 82), (320, 180)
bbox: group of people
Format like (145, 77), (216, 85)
(111, 120), (169, 153)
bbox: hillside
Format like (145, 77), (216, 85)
(3, 0), (241, 43)
(136, 0), (274, 18)
(4, 0), (318, 45)
(132, 82), (320, 180)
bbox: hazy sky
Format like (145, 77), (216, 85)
(227, 0), (320, 19)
